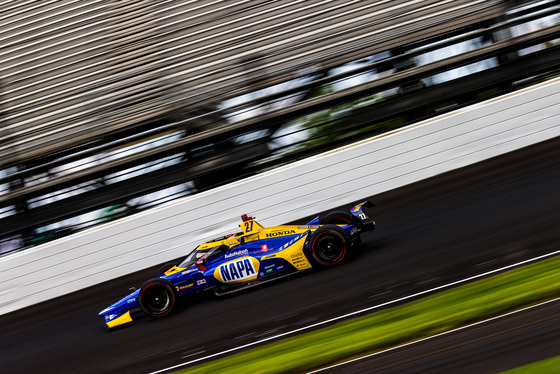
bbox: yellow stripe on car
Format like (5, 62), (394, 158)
(264, 234), (312, 270)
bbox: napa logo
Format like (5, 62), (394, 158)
(214, 257), (260, 284)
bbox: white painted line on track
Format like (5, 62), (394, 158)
(149, 250), (560, 374)
(306, 296), (560, 373)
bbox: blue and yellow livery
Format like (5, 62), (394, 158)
(99, 202), (375, 329)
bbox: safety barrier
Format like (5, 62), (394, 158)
(0, 77), (558, 315)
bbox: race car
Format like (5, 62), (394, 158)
(99, 201), (375, 329)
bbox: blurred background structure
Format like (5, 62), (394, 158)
(0, 0), (559, 254)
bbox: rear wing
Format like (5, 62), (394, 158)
(304, 201), (376, 227)
(350, 201), (376, 231)
(350, 201), (375, 220)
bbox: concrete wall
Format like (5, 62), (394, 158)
(1, 77), (558, 316)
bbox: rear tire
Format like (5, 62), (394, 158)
(306, 225), (350, 267)
(320, 210), (353, 225)
(139, 278), (176, 318)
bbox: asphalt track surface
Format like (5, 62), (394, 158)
(317, 298), (560, 374)
(1, 136), (559, 374)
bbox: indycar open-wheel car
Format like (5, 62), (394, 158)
(99, 201), (375, 329)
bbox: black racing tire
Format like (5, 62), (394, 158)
(320, 210), (353, 225)
(139, 278), (177, 318)
(306, 225), (351, 267)
(157, 262), (178, 277)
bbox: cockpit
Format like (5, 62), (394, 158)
(177, 244), (230, 269)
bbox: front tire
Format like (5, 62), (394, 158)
(306, 225), (350, 267)
(139, 278), (176, 318)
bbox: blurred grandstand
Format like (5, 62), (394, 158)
(0, 0), (558, 254)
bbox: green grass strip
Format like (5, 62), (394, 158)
(501, 355), (560, 373)
(178, 256), (560, 374)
